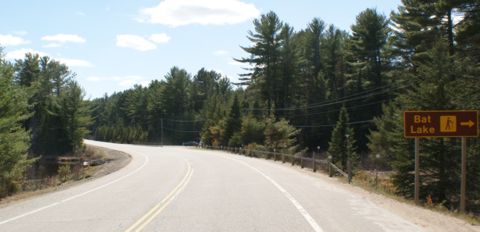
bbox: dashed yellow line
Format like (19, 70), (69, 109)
(125, 161), (193, 232)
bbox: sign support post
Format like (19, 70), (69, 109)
(414, 137), (420, 205)
(460, 137), (467, 212)
(404, 110), (478, 209)
(161, 118), (164, 146)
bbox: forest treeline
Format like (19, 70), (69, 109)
(1, 0), (480, 210)
(0, 52), (90, 197)
(88, 1), (480, 209)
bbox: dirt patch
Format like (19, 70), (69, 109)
(0, 145), (131, 206)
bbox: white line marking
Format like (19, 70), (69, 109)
(227, 157), (324, 232)
(0, 152), (150, 225)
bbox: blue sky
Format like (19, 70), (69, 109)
(0, 0), (401, 99)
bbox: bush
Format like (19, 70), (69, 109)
(58, 165), (72, 183)
(240, 115), (265, 145)
(228, 132), (243, 147)
(264, 117), (299, 153)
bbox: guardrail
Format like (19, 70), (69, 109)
(198, 145), (350, 183)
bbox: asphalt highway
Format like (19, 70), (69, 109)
(0, 140), (424, 232)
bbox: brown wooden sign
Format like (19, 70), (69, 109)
(404, 110), (478, 138)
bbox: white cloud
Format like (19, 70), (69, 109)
(41, 34), (86, 44)
(75, 11), (86, 16)
(137, 0), (260, 27)
(116, 34), (157, 51)
(5, 48), (92, 68)
(149, 33), (171, 44)
(86, 75), (148, 87)
(213, 50), (228, 56)
(43, 43), (62, 48)
(57, 58), (93, 67)
(5, 48), (47, 60)
(0, 34), (29, 46)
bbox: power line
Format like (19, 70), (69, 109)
(284, 99), (389, 119)
(293, 119), (375, 128)
(245, 83), (409, 112)
(163, 127), (201, 133)
(165, 118), (205, 123)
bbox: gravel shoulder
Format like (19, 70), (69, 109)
(259, 154), (480, 232)
(0, 145), (131, 206)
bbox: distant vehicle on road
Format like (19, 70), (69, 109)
(182, 141), (199, 146)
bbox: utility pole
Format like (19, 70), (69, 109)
(161, 118), (164, 146)
(346, 134), (352, 184)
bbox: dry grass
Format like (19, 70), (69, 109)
(351, 170), (480, 225)
(0, 146), (108, 204)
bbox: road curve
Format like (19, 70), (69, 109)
(0, 140), (424, 232)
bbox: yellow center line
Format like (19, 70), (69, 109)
(125, 160), (193, 232)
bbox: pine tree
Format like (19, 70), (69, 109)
(372, 41), (461, 204)
(264, 117), (300, 153)
(0, 54), (32, 196)
(224, 95), (242, 146)
(322, 25), (348, 99)
(240, 115), (266, 145)
(236, 11), (283, 114)
(346, 8), (393, 153)
(456, 0), (480, 61)
(328, 107), (358, 171)
(60, 81), (91, 152)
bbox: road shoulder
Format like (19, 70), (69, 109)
(0, 145), (131, 207)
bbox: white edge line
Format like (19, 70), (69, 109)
(227, 157), (324, 232)
(0, 152), (150, 225)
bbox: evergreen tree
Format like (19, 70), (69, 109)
(328, 107), (358, 171)
(240, 115), (266, 145)
(60, 81), (91, 152)
(322, 25), (348, 99)
(349, 8), (391, 89)
(346, 8), (394, 150)
(372, 41), (461, 204)
(224, 95), (242, 146)
(236, 11), (283, 114)
(264, 117), (300, 153)
(0, 54), (32, 196)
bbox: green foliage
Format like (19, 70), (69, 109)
(224, 95), (242, 145)
(228, 133), (243, 148)
(60, 81), (91, 152)
(0, 53), (33, 197)
(264, 117), (300, 154)
(328, 107), (358, 171)
(349, 8), (391, 89)
(240, 115), (266, 145)
(393, 41), (462, 204)
(80, 3), (480, 212)
(236, 11), (284, 113)
(14, 54), (89, 156)
(367, 102), (404, 170)
(57, 165), (71, 183)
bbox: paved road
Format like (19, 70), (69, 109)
(0, 140), (424, 232)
